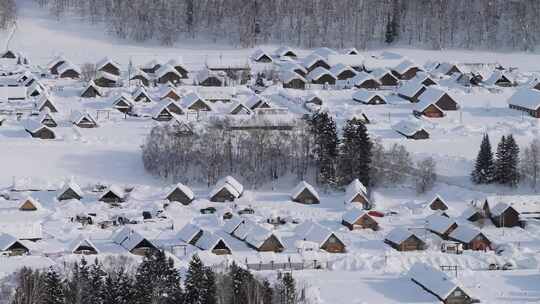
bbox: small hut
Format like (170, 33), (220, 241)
(291, 181), (320, 204)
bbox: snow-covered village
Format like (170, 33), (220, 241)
(1, 0), (540, 303)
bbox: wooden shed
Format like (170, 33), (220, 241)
(342, 208), (379, 231)
(166, 183), (195, 205)
(291, 181), (320, 204)
(385, 228), (426, 251)
(490, 203), (521, 228)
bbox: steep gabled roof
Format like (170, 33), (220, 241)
(291, 181), (319, 201)
(392, 119), (426, 137)
(508, 88), (540, 110)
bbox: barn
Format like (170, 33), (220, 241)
(385, 228), (426, 251)
(392, 120), (430, 140)
(342, 208), (379, 231)
(291, 181), (320, 204)
(166, 183), (195, 205)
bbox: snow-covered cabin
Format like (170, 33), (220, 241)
(37, 94), (58, 113)
(230, 219), (284, 252)
(425, 213), (457, 239)
(413, 98), (445, 118)
(448, 224), (491, 250)
(130, 68), (151, 86)
(245, 94), (272, 110)
(431, 62), (464, 76)
(342, 208), (379, 231)
(71, 111), (98, 128)
(344, 179), (370, 207)
(194, 231), (231, 255)
(327, 54), (364, 71)
(156, 64), (182, 85)
(329, 63), (357, 80)
(57, 61), (81, 79)
(429, 195), (449, 211)
(489, 203), (520, 228)
(352, 89), (386, 105)
(181, 92), (212, 112)
(37, 109), (57, 128)
(132, 86), (152, 103)
(307, 67), (336, 85)
(27, 80), (45, 98)
(209, 176), (243, 202)
(483, 70), (514, 87)
(22, 119), (56, 139)
(112, 227), (157, 256)
(48, 56), (68, 75)
(291, 181), (320, 204)
(274, 46), (298, 59)
(392, 119), (429, 140)
(278, 61), (308, 77)
(507, 88), (540, 118)
(251, 49), (273, 63)
(351, 72), (380, 89)
(0, 233), (29, 256)
(81, 80), (102, 98)
(392, 59), (422, 80)
(96, 57), (121, 76)
(94, 70), (120, 87)
(166, 183), (195, 205)
(417, 86), (459, 111)
(18, 197), (42, 211)
(301, 54), (330, 73)
(177, 223), (204, 245)
(69, 235), (99, 255)
(294, 221), (346, 253)
(397, 80), (427, 103)
(305, 91), (323, 105)
(280, 70), (307, 90)
(98, 185), (126, 204)
(229, 100), (252, 115)
(151, 103), (174, 122)
(166, 58), (189, 79)
(384, 228), (426, 251)
(370, 68), (399, 86)
(112, 93), (134, 113)
(196, 69), (224, 87)
(141, 59), (163, 74)
(408, 263), (473, 304)
(57, 181), (84, 201)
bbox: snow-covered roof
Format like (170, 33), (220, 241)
(96, 57), (121, 71)
(291, 181), (319, 201)
(166, 183), (194, 201)
(418, 86), (454, 105)
(448, 224), (484, 243)
(37, 109), (56, 124)
(131, 68), (151, 79)
(19, 196), (42, 210)
(370, 68), (395, 80)
(180, 91), (212, 110)
(141, 59), (163, 70)
(252, 49), (272, 62)
(57, 61), (81, 75)
(68, 235), (99, 254)
(342, 208), (371, 224)
(70, 110), (97, 125)
(245, 224), (278, 248)
(507, 88), (540, 110)
(280, 70), (307, 83)
(327, 54), (364, 67)
(301, 54), (327, 69)
(426, 214), (456, 235)
(223, 217), (244, 234)
(274, 46), (297, 57)
(329, 63), (356, 77)
(392, 120), (426, 137)
(47, 55), (67, 70)
(385, 228), (419, 244)
(155, 64), (181, 79)
(393, 59), (420, 75)
(490, 202), (515, 216)
(344, 179), (368, 203)
(311, 47), (338, 59)
(21, 119), (50, 133)
(37, 94), (57, 110)
(195, 231), (229, 251)
(96, 70), (120, 82)
(58, 180), (84, 199)
(352, 89), (385, 103)
(307, 67), (335, 82)
(99, 185), (125, 200)
(483, 70), (513, 86)
(397, 80), (426, 98)
(0, 222), (42, 240)
(177, 223), (203, 243)
(407, 262), (465, 300)
(294, 221), (338, 247)
(112, 227), (152, 251)
(278, 61), (307, 74)
(351, 72), (379, 86)
(414, 98), (443, 113)
(0, 233), (23, 251)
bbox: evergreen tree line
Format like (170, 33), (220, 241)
(0, 0), (16, 30)
(471, 134), (522, 187)
(142, 113), (437, 193)
(4, 252), (303, 304)
(31, 0), (540, 50)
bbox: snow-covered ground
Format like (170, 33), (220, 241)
(0, 1), (540, 303)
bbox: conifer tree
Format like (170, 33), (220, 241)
(262, 279), (273, 304)
(339, 117), (372, 187)
(505, 134), (520, 187)
(494, 135), (507, 184)
(103, 268), (134, 304)
(200, 267), (217, 304)
(184, 255), (205, 304)
(310, 112), (339, 186)
(134, 250), (183, 304)
(281, 272), (296, 304)
(471, 133), (495, 184)
(86, 259), (106, 304)
(43, 267), (64, 304)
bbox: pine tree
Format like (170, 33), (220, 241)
(134, 250), (183, 304)
(310, 112), (339, 186)
(86, 259), (106, 304)
(471, 133), (495, 184)
(200, 267), (217, 304)
(494, 135), (507, 184)
(184, 255), (205, 304)
(102, 268), (134, 304)
(43, 267), (64, 304)
(505, 134), (520, 187)
(281, 272), (296, 304)
(228, 262), (251, 304)
(339, 117), (372, 187)
(262, 279), (273, 304)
